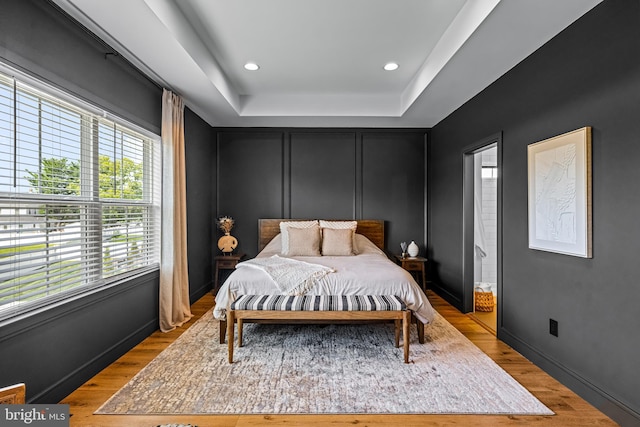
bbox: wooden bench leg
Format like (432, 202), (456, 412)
(219, 320), (227, 344)
(227, 311), (235, 363)
(237, 318), (244, 347)
(417, 318), (425, 344)
(412, 313), (425, 344)
(403, 310), (411, 363)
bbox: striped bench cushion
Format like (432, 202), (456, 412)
(231, 295), (406, 312)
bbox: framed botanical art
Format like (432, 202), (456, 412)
(527, 127), (592, 258)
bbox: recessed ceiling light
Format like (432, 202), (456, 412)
(383, 62), (399, 71)
(244, 62), (260, 71)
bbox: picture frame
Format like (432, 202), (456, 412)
(527, 127), (592, 258)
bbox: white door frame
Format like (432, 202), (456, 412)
(462, 133), (503, 332)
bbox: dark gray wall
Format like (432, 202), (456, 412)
(0, 0), (214, 403)
(362, 132), (427, 254)
(290, 132), (356, 219)
(215, 129), (428, 258)
(429, 1), (639, 424)
(217, 130), (285, 258)
(185, 108), (216, 296)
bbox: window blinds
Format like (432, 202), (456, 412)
(0, 66), (160, 321)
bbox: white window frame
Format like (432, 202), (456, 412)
(0, 62), (161, 322)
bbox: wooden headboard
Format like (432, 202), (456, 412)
(258, 219), (385, 252)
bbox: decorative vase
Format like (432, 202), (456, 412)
(408, 241), (419, 257)
(218, 232), (238, 254)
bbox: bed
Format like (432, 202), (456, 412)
(214, 219), (436, 342)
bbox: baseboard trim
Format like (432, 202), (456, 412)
(499, 327), (640, 426)
(428, 282), (463, 311)
(190, 280), (214, 305)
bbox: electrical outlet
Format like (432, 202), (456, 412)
(549, 319), (559, 337)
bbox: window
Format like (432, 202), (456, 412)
(0, 65), (160, 321)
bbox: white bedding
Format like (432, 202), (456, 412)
(213, 234), (436, 324)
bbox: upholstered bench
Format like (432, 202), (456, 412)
(227, 294), (411, 363)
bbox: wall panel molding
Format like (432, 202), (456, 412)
(215, 128), (429, 256)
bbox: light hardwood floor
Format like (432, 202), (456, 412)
(470, 295), (498, 334)
(60, 290), (617, 427)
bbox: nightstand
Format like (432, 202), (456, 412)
(214, 253), (245, 291)
(395, 255), (428, 290)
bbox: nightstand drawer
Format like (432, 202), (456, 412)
(402, 261), (423, 271)
(217, 259), (239, 269)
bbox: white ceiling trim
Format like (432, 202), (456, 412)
(400, 0), (500, 115)
(143, 0), (242, 114)
(240, 93), (402, 117)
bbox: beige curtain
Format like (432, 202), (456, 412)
(159, 89), (193, 332)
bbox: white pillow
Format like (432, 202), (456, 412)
(319, 220), (359, 254)
(319, 220), (358, 230)
(280, 220), (318, 254)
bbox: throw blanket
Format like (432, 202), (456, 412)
(236, 255), (335, 295)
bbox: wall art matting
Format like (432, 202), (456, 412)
(527, 127), (592, 258)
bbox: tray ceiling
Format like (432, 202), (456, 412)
(52, 0), (602, 127)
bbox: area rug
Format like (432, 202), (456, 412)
(96, 310), (553, 415)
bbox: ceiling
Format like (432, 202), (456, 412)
(52, 0), (601, 128)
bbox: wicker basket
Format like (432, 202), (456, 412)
(474, 288), (495, 312)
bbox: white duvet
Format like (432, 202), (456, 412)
(213, 234), (436, 324)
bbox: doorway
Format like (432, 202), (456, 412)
(462, 134), (501, 335)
